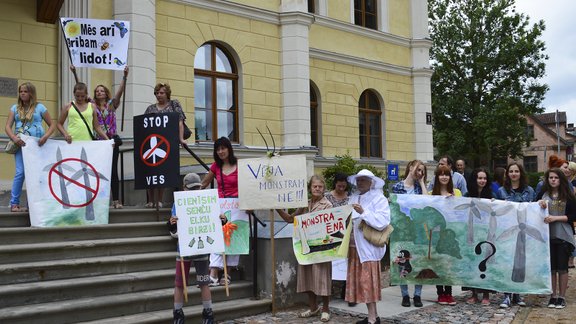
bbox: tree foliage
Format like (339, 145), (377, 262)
(321, 154), (384, 190)
(429, 0), (548, 166)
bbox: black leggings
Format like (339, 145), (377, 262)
(111, 144), (120, 201)
(436, 285), (452, 295)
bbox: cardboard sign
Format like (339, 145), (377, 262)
(389, 194), (551, 294)
(175, 189), (225, 257)
(292, 205), (353, 265)
(238, 155), (308, 209)
(60, 17), (130, 70)
(220, 198), (250, 255)
(22, 136), (113, 227)
(133, 113), (180, 189)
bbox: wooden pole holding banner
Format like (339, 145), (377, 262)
(270, 209), (276, 315)
(223, 253), (230, 296)
(180, 259), (188, 302)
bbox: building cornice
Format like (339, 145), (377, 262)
(310, 48), (412, 76)
(172, 0), (279, 24)
(411, 38), (433, 49)
(313, 15), (410, 47)
(279, 11), (314, 26)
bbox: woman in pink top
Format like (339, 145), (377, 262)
(201, 136), (239, 285)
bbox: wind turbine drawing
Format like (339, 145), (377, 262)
(143, 136), (167, 164)
(43, 147), (73, 208)
(475, 200), (514, 263)
(66, 148), (109, 220)
(454, 198), (484, 245)
(496, 203), (545, 282)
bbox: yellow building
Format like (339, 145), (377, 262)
(0, 0), (433, 191)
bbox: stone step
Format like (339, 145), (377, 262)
(0, 283), (256, 324)
(77, 298), (272, 324)
(0, 251), (175, 285)
(0, 207), (171, 228)
(0, 269), (174, 308)
(0, 236), (174, 264)
(0, 222), (168, 245)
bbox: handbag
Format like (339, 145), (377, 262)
(170, 100), (192, 140)
(71, 102), (97, 140)
(4, 135), (20, 154)
(112, 134), (123, 146)
(359, 221), (394, 247)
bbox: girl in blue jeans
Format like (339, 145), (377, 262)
(4, 82), (55, 212)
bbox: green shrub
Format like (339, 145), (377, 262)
(321, 154), (389, 195)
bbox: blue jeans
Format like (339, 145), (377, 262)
(10, 149), (25, 206)
(400, 284), (422, 297)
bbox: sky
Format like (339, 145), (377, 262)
(514, 0), (576, 124)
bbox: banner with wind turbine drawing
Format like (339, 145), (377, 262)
(389, 194), (552, 294)
(21, 135), (113, 227)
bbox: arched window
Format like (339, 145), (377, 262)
(194, 43), (239, 142)
(358, 90), (382, 157)
(310, 83), (319, 147)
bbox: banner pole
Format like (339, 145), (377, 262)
(223, 253), (230, 297)
(270, 209), (276, 315)
(180, 259), (188, 302)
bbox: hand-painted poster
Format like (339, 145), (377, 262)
(238, 155), (307, 210)
(21, 136), (113, 227)
(220, 198), (250, 255)
(60, 17), (130, 70)
(175, 189), (225, 257)
(293, 205), (353, 265)
(389, 194), (551, 294)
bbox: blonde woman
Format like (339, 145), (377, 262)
(5, 82), (56, 212)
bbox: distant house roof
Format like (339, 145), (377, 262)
(528, 115), (571, 146)
(534, 111), (567, 125)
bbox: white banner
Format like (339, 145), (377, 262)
(60, 17), (130, 70)
(22, 136), (113, 227)
(175, 189), (225, 257)
(238, 155), (308, 210)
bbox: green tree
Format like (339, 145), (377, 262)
(429, 0), (548, 166)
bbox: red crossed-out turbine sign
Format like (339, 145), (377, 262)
(133, 113), (180, 189)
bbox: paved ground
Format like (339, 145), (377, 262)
(222, 269), (576, 324)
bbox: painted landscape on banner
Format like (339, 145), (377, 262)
(220, 198), (250, 255)
(175, 189), (225, 257)
(293, 205), (353, 265)
(389, 194), (551, 294)
(22, 136), (113, 227)
(238, 155), (308, 210)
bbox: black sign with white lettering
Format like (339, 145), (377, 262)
(133, 113), (180, 189)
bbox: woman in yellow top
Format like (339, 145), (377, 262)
(57, 83), (108, 142)
(431, 165), (460, 306)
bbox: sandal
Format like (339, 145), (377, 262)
(208, 276), (219, 287)
(481, 298), (490, 306)
(466, 296), (478, 304)
(11, 205), (21, 212)
(219, 274), (231, 286)
(299, 306), (321, 318)
(320, 312), (330, 322)
(145, 202), (154, 208)
(112, 200), (123, 209)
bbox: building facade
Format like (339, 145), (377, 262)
(0, 0), (433, 190)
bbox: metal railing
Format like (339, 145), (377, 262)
(118, 144), (266, 300)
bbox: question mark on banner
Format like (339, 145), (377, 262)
(474, 241), (496, 279)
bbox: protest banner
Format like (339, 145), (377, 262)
(389, 194), (551, 294)
(220, 198), (250, 255)
(60, 17), (130, 70)
(174, 189), (225, 257)
(22, 136), (113, 227)
(133, 113), (180, 189)
(292, 205), (353, 265)
(238, 155), (308, 210)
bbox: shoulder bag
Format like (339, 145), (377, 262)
(71, 102), (97, 140)
(5, 112), (31, 154)
(358, 220), (394, 247)
(170, 100), (191, 139)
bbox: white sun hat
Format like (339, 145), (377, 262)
(347, 169), (385, 189)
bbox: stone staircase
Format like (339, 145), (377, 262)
(0, 208), (271, 323)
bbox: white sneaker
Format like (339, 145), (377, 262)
(499, 296), (511, 308)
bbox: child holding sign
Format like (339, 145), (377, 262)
(169, 173), (214, 324)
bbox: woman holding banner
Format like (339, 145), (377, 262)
(346, 169), (390, 324)
(391, 160), (427, 308)
(143, 83), (187, 208)
(536, 168), (576, 309)
(276, 175), (333, 322)
(5, 82), (56, 212)
(200, 137), (239, 286)
(70, 65), (129, 209)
